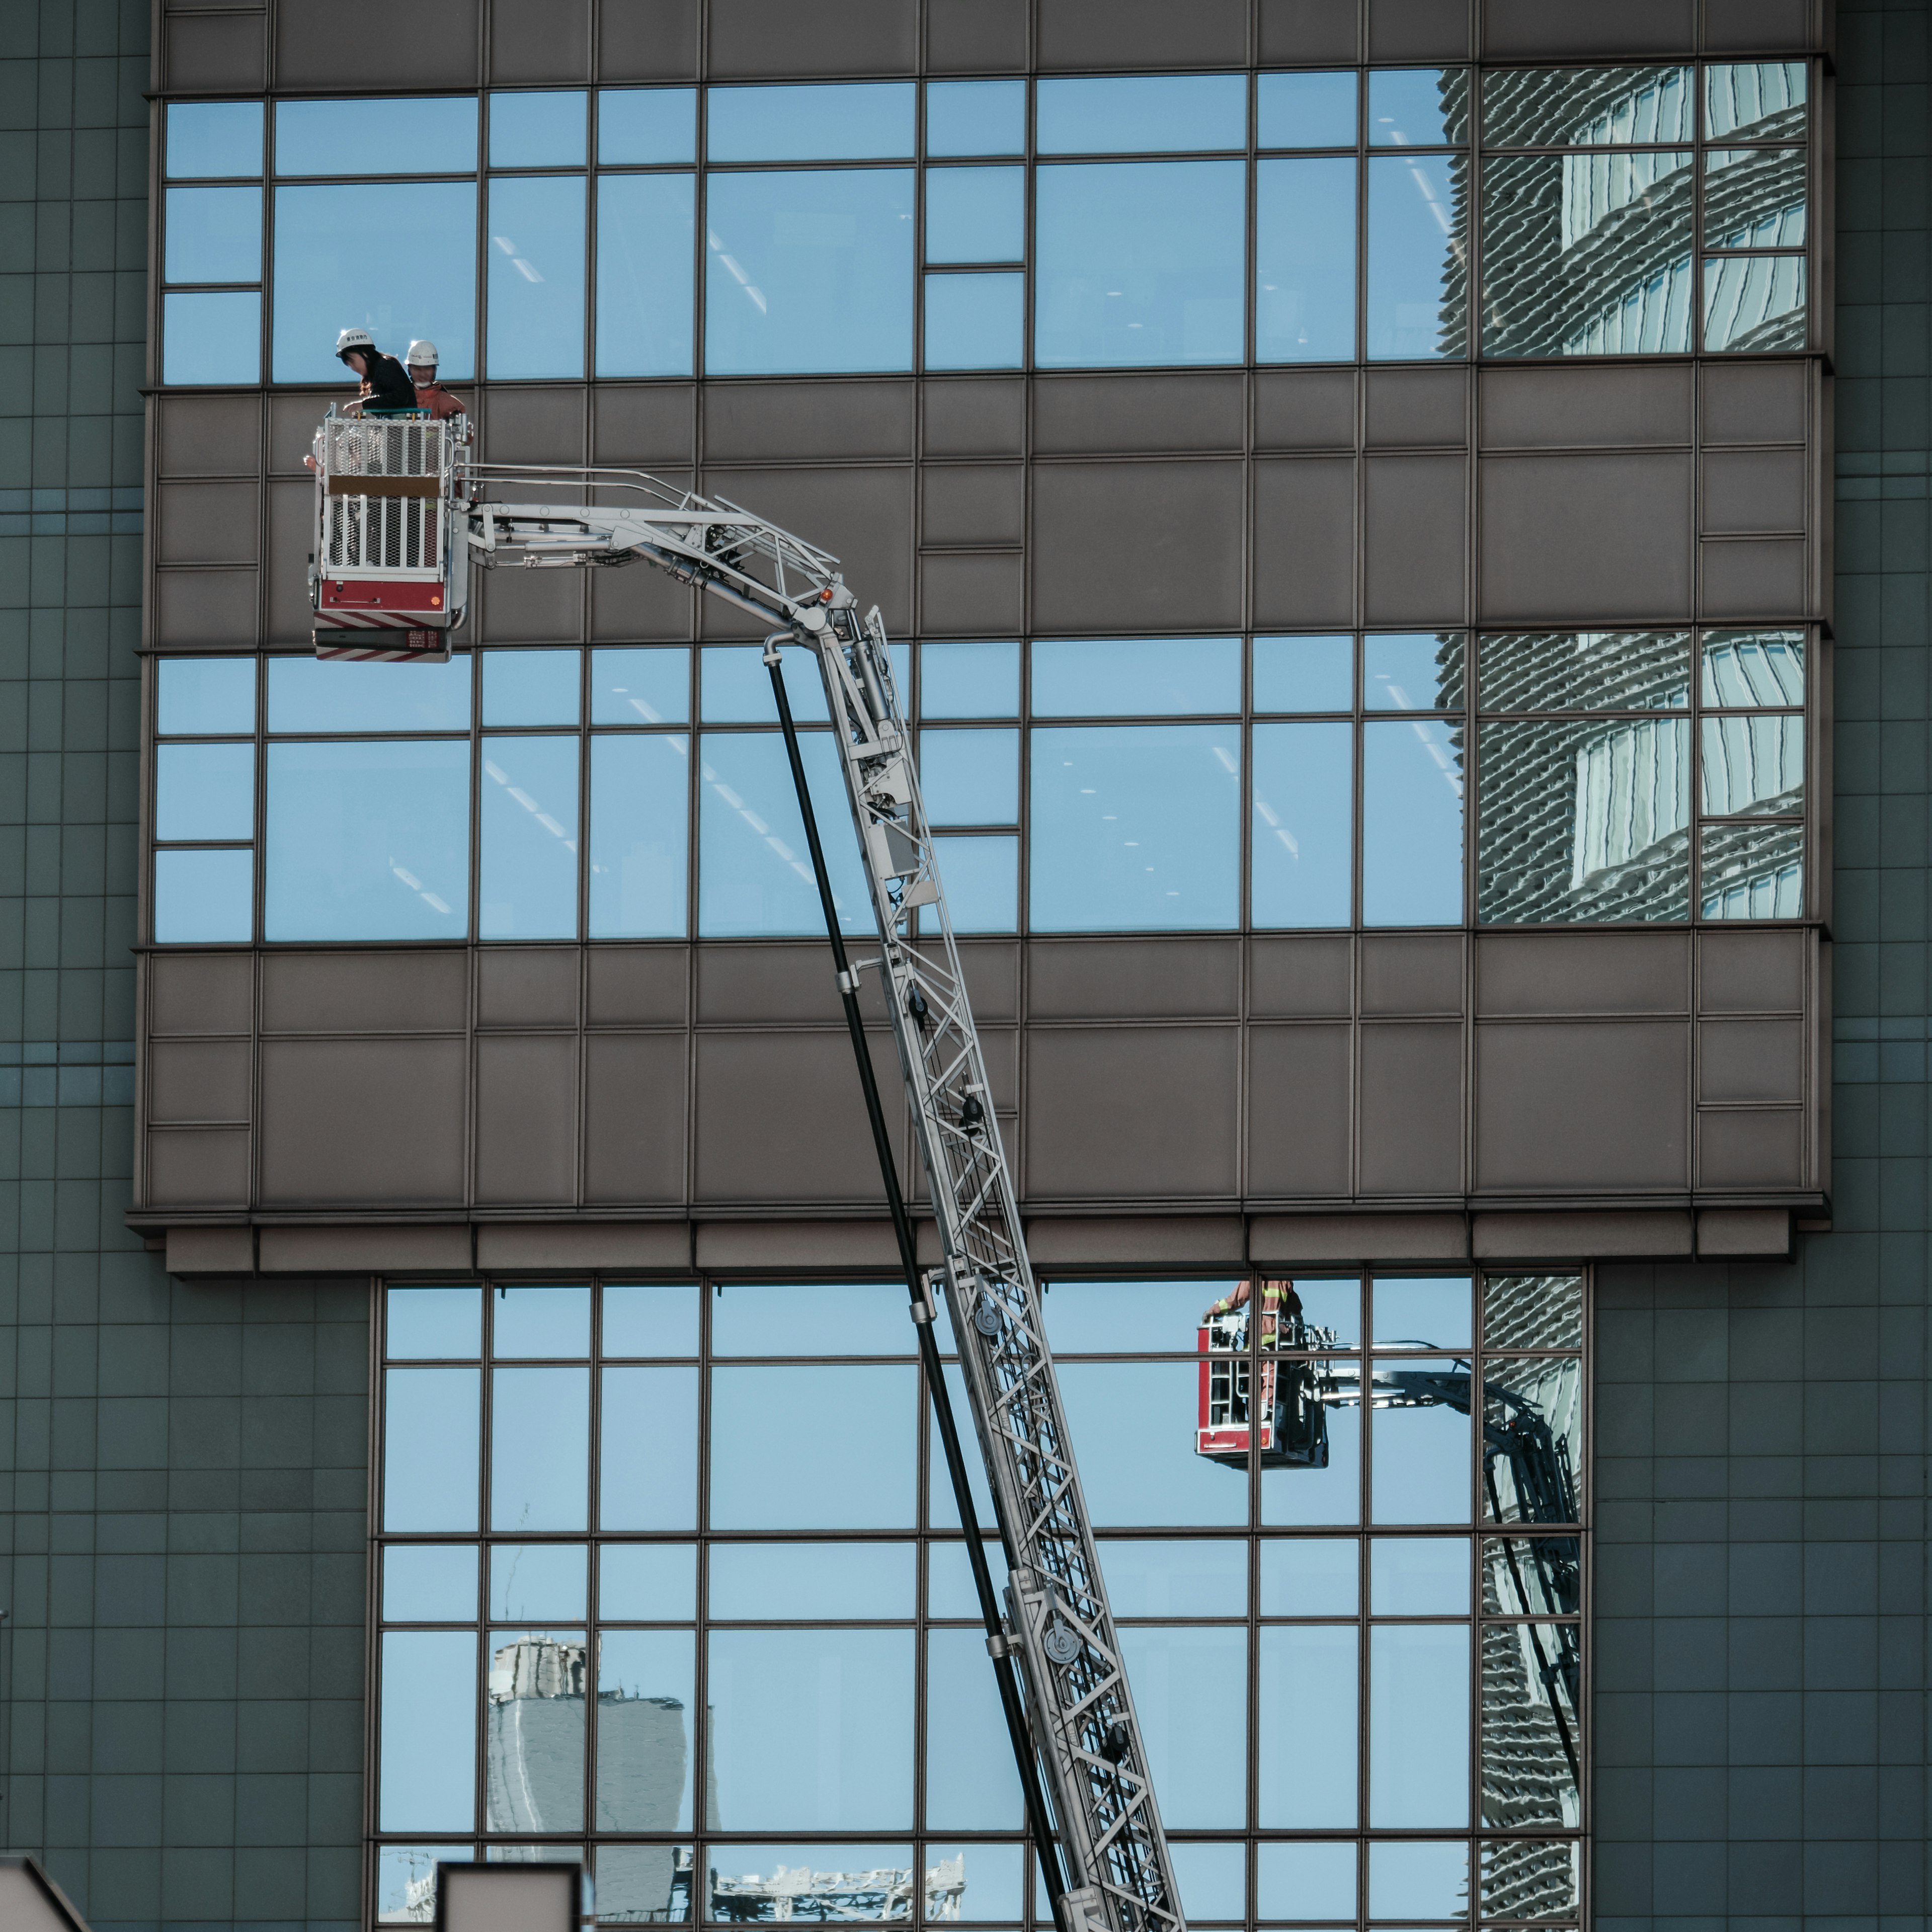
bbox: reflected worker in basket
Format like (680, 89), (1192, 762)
(1202, 1277), (1302, 1416)
(406, 339), (466, 422)
(305, 327), (421, 470)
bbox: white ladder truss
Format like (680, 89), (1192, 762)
(454, 463), (1185, 1932)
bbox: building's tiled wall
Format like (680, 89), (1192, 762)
(0, 7), (367, 1927)
(1592, 3), (1927, 1924)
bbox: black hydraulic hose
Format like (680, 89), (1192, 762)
(765, 649), (1074, 1929)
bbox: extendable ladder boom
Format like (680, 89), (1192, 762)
(445, 463), (1185, 1932)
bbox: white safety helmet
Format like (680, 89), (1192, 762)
(406, 339), (440, 370)
(335, 326), (375, 364)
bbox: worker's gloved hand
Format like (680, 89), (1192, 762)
(1202, 1298), (1231, 1322)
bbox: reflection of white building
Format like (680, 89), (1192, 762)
(705, 1856), (967, 1922)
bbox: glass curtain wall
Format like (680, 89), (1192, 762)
(370, 1271), (1587, 1928)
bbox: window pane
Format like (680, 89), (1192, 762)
(389, 1283), (482, 1358)
(1366, 153), (1468, 360)
(598, 1845), (696, 1924)
(1254, 635), (1352, 712)
(275, 97), (479, 176)
(165, 185), (260, 283)
(712, 1281), (908, 1356)
(1367, 1841), (1467, 1919)
(927, 78), (1026, 158)
(153, 848), (252, 943)
(929, 835), (1017, 932)
(697, 730), (869, 937)
(273, 182), (477, 381)
(1701, 629), (1804, 706)
(1033, 638), (1242, 717)
(600, 1542), (698, 1621)
(922, 727), (1018, 824)
(1258, 70), (1356, 147)
(168, 100), (263, 178)
(1482, 1534), (1581, 1620)
(1701, 714), (1803, 816)
(1257, 1536), (1358, 1616)
(705, 169), (915, 375)
(1484, 1272), (1583, 1350)
(158, 656), (255, 735)
(927, 1363), (998, 1533)
(1256, 156), (1356, 363)
(1480, 65), (1693, 146)
(480, 735), (580, 940)
(1484, 1357), (1582, 1525)
(1046, 1278), (1228, 1352)
(1365, 633), (1462, 710)
(1370, 1624), (1469, 1826)
(922, 640), (1019, 718)
(925, 1537), (1009, 1618)
(268, 651), (472, 732)
(1706, 59), (1807, 140)
(925, 1627), (1023, 1829)
(925, 272), (1025, 369)
(1700, 818), (1803, 919)
(597, 1629), (695, 1829)
(701, 642), (830, 723)
(156, 741), (254, 841)
(589, 733), (689, 940)
(1098, 1538), (1246, 1617)
(1361, 719), (1463, 925)
(1058, 1362), (1247, 1527)
(383, 1543), (477, 1623)
(709, 1543), (915, 1621)
(485, 649), (580, 726)
(707, 1846), (921, 1921)
(1480, 151), (1693, 357)
(1703, 253), (1806, 351)
(1369, 68), (1469, 145)
(383, 1366), (479, 1531)
(706, 1629), (914, 1826)
(1705, 146), (1806, 249)
(1257, 1841), (1356, 1921)
(492, 90), (587, 167)
(491, 1365), (590, 1531)
(379, 1630), (476, 1830)
(1030, 723), (1240, 932)
(592, 646), (691, 725)
(486, 1629), (586, 1830)
(709, 1365), (917, 1530)
(1481, 1621), (1582, 1827)
(265, 740), (469, 940)
(1260, 1393), (1360, 1527)
(602, 1282), (700, 1356)
(1252, 721), (1352, 929)
(708, 82), (916, 162)
(926, 166), (1024, 263)
(1169, 1844), (1246, 1923)
(493, 1284), (591, 1358)
(163, 290), (261, 384)
(1373, 1276), (1471, 1349)
(1035, 161), (1244, 368)
(1258, 1625), (1357, 1826)
(1119, 1626), (1246, 1827)
(1480, 1841), (1579, 1922)
(1369, 1364), (1471, 1524)
(596, 171), (696, 376)
(1370, 1536), (1470, 1614)
(1035, 74), (1247, 154)
(599, 87), (697, 165)
(600, 1366), (699, 1531)
(490, 1542), (588, 1621)
(1479, 628), (1691, 711)
(488, 174), (587, 378)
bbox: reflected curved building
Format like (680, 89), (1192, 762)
(704, 1855), (967, 1922)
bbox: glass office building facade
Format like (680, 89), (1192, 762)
(2, 4), (1922, 1932)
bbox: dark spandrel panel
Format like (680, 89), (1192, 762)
(1480, 1838), (1581, 1923)
(1703, 253), (1806, 351)
(1700, 817), (1803, 921)
(1705, 59), (1807, 142)
(1480, 64), (1692, 147)
(1477, 717), (1691, 925)
(1480, 1621), (1581, 1830)
(1480, 151), (1693, 357)
(1481, 1535), (1581, 1620)
(1481, 1273), (1583, 1350)
(1704, 146), (1806, 250)
(1700, 714), (1804, 817)
(1477, 630), (1690, 714)
(1481, 1357), (1581, 1527)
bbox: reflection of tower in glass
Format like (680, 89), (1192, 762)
(595, 1680), (692, 1918)
(487, 1636), (589, 1832)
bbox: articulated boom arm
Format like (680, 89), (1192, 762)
(466, 462), (1184, 1932)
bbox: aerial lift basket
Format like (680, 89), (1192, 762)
(309, 408), (468, 662)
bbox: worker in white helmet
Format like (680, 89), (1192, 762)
(406, 340), (466, 423)
(333, 326), (417, 414)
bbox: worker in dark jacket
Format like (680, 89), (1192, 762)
(334, 326), (418, 413)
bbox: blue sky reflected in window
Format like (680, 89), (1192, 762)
(1036, 74), (1246, 154)
(702, 645), (831, 724)
(589, 734), (688, 939)
(1032, 638), (1240, 716)
(1367, 154), (1467, 360)
(597, 172), (696, 376)
(488, 174), (586, 378)
(163, 292), (260, 384)
(273, 181), (477, 380)
(926, 78), (1026, 157)
(707, 82), (915, 162)
(167, 99), (263, 178)
(1252, 721), (1351, 928)
(379, 1631), (476, 1831)
(268, 652), (471, 733)
(153, 849), (252, 943)
(599, 87), (697, 165)
(1370, 1624), (1470, 1825)
(484, 648), (579, 726)
(922, 641), (1019, 718)
(165, 186), (261, 283)
(705, 169), (915, 375)
(479, 734), (579, 939)
(930, 835), (1017, 933)
(490, 90), (586, 167)
(925, 273), (1024, 370)
(1361, 719), (1463, 924)
(926, 166), (1024, 263)
(1254, 635), (1352, 712)
(1369, 68), (1470, 146)
(275, 97), (479, 176)
(156, 742), (254, 841)
(1036, 161), (1244, 367)
(158, 657), (255, 735)
(592, 646), (690, 725)
(1257, 157), (1355, 362)
(1258, 70), (1357, 147)
(921, 727), (1018, 824)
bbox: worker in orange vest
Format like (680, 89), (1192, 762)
(407, 340), (467, 423)
(1202, 1278), (1302, 1421)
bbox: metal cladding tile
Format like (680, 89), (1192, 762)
(1249, 1212), (1468, 1263)
(1696, 1208), (1793, 1259)
(1021, 1214), (1245, 1267)
(1472, 1210), (1694, 1259)
(256, 1225), (471, 1273)
(477, 1223), (691, 1271)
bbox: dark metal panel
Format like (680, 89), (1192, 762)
(153, 570), (258, 646)
(598, 0), (700, 77)
(923, 379), (1026, 458)
(1479, 365), (1693, 450)
(1364, 454), (1466, 627)
(482, 387), (588, 467)
(1249, 936), (1352, 1017)
(1026, 938), (1242, 1019)
(1704, 0), (1815, 50)
(1702, 362), (1808, 446)
(704, 381), (916, 463)
(1258, 0), (1361, 63)
(692, 1030), (893, 1202)
(148, 1040), (252, 1124)
(1702, 451), (1807, 534)
(1478, 453), (1694, 621)
(1698, 1109), (1804, 1189)
(1253, 458), (1355, 629)
(157, 396), (261, 478)
(706, 0), (918, 76)
(1032, 374), (1247, 456)
(1254, 370), (1356, 452)
(1032, 460), (1245, 632)
(157, 483), (258, 566)
(1251, 1211), (1468, 1264)
(1246, 1024), (1352, 1196)
(698, 942), (887, 1025)
(1480, 0), (1693, 56)
(593, 386), (697, 467)
(923, 465), (1025, 547)
(1701, 539), (1808, 618)
(477, 564), (587, 643)
(273, 0), (478, 88)
(1026, 1215), (1247, 1266)
(477, 949), (580, 1029)
(147, 1129), (252, 1208)
(920, 552), (1024, 633)
(920, 939), (1019, 1023)
(164, 13), (266, 92)
(258, 1039), (468, 1205)
(260, 952), (468, 1034)
(1025, 1026), (1241, 1198)
(1360, 933), (1463, 1016)
(586, 946), (689, 1026)
(1036, 0), (1248, 68)
(1476, 931), (1689, 1017)
(1699, 1019), (1804, 1105)
(489, 0), (591, 82)
(1369, 0), (1469, 58)
(149, 953), (253, 1035)
(1473, 1019), (1689, 1192)
(265, 477), (315, 646)
(1358, 1022), (1462, 1195)
(269, 392), (338, 475)
(474, 1036), (579, 1204)
(589, 557), (695, 640)
(1698, 930), (1804, 1014)
(1364, 368), (1468, 448)
(926, 0), (1029, 71)
(978, 1027), (1019, 1113)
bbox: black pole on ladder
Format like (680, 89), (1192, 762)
(764, 642), (1075, 1932)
